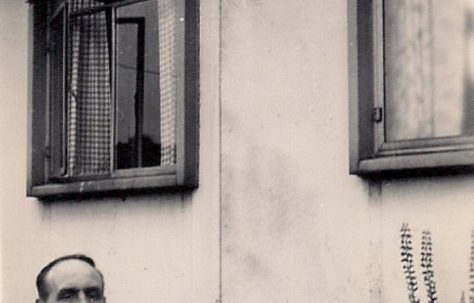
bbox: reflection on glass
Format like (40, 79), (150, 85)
(50, 0), (64, 13)
(115, 0), (161, 169)
(384, 0), (474, 141)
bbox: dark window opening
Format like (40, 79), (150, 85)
(115, 0), (161, 169)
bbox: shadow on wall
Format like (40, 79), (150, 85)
(36, 187), (194, 225)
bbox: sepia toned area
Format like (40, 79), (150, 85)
(3, 0), (474, 303)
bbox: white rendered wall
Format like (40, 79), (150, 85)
(219, 1), (474, 302)
(219, 1), (372, 302)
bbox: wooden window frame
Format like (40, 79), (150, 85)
(348, 0), (474, 177)
(27, 0), (199, 198)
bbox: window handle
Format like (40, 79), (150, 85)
(373, 107), (383, 123)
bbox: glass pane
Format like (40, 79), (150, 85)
(49, 0), (65, 14)
(50, 9), (66, 175)
(384, 0), (474, 141)
(115, 0), (161, 169)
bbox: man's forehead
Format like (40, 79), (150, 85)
(45, 259), (103, 289)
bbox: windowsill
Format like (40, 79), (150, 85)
(29, 173), (180, 198)
(355, 150), (474, 177)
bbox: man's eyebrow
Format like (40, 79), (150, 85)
(84, 286), (101, 292)
(84, 286), (103, 298)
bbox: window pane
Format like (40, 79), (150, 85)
(384, 0), (474, 141)
(49, 0), (65, 14)
(50, 9), (66, 176)
(115, 0), (161, 169)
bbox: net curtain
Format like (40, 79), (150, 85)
(67, 2), (112, 176)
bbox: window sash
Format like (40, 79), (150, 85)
(28, 0), (198, 197)
(373, 0), (474, 157)
(48, 0), (179, 180)
(348, 0), (474, 175)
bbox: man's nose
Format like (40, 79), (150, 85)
(77, 291), (89, 303)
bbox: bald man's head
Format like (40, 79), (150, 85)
(36, 255), (105, 303)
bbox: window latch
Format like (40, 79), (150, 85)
(373, 107), (383, 123)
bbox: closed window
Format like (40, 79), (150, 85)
(349, 0), (474, 176)
(28, 0), (198, 197)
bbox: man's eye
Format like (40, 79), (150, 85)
(58, 292), (76, 300)
(85, 289), (102, 299)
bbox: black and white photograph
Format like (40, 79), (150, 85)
(1, 0), (474, 302)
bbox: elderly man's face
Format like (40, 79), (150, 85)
(40, 259), (105, 303)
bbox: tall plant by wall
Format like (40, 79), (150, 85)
(469, 230), (474, 303)
(401, 223), (420, 303)
(400, 224), (474, 303)
(420, 230), (438, 303)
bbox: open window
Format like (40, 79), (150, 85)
(349, 0), (474, 176)
(28, 0), (199, 197)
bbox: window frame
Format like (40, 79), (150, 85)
(27, 0), (199, 198)
(348, 0), (474, 177)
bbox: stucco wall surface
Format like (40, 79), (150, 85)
(219, 1), (474, 303)
(220, 1), (373, 302)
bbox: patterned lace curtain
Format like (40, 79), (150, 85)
(158, 0), (177, 166)
(69, 0), (107, 12)
(67, 1), (112, 176)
